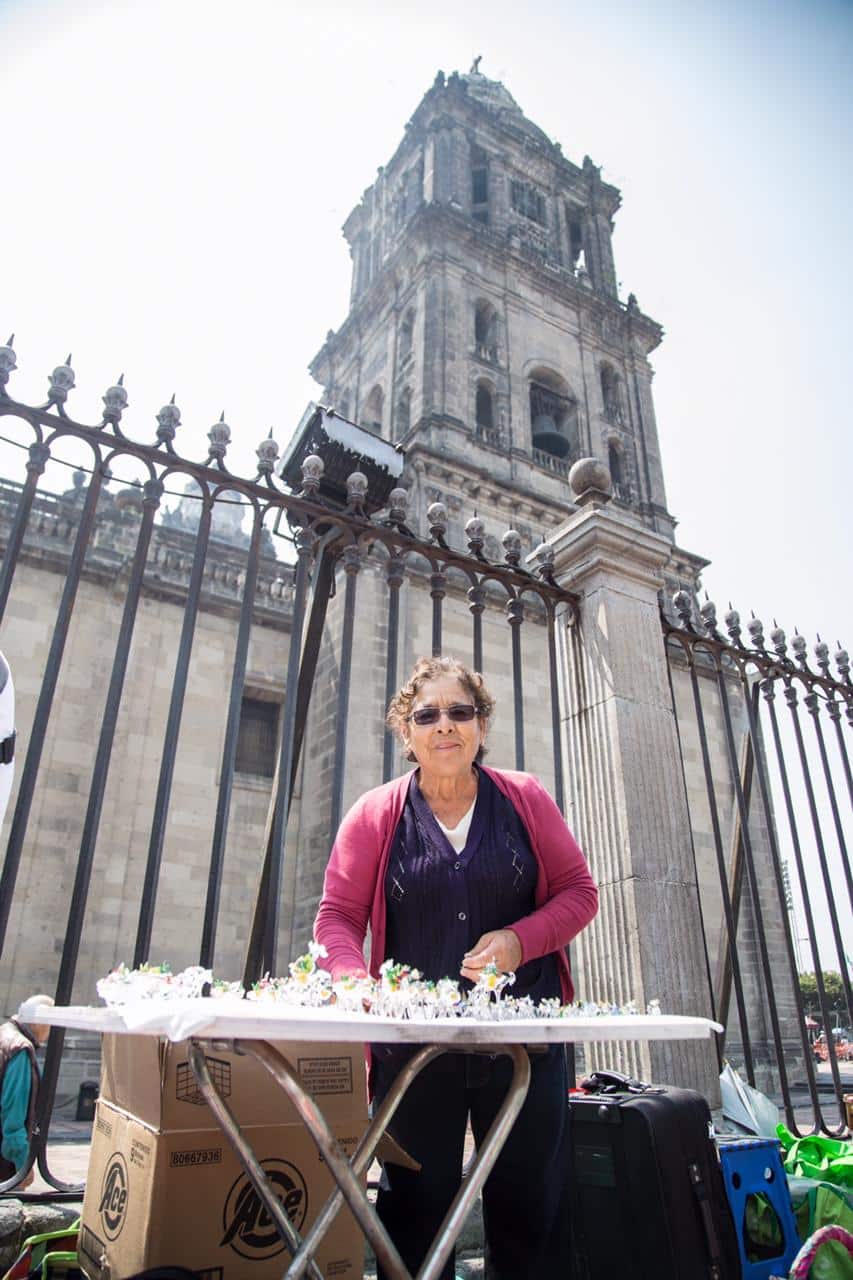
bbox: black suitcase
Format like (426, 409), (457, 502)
(569, 1070), (741, 1280)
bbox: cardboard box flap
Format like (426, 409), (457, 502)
(100, 1034), (366, 1133)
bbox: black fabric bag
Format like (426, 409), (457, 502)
(568, 1069), (741, 1280)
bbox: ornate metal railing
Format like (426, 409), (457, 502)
(663, 589), (851, 1136)
(0, 339), (578, 1193)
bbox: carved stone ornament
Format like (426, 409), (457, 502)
(568, 457), (612, 508)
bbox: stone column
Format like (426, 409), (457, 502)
(549, 459), (720, 1101)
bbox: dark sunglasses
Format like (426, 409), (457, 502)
(408, 703), (478, 726)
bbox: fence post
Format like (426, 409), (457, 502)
(549, 461), (720, 1101)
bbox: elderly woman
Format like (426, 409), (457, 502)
(314, 656), (597, 1280)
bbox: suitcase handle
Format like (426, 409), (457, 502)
(580, 1069), (664, 1095)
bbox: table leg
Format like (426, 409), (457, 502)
(242, 1039), (413, 1280)
(247, 1041), (446, 1279)
(246, 1040), (531, 1280)
(417, 1044), (531, 1280)
(186, 1041), (325, 1280)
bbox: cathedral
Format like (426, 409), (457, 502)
(310, 63), (680, 559)
(4, 65), (794, 1102)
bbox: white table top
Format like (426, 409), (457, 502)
(20, 998), (722, 1046)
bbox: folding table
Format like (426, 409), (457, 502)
(22, 998), (722, 1280)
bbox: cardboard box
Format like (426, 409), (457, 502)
(80, 1037), (367, 1279)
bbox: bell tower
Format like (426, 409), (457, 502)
(310, 64), (679, 557)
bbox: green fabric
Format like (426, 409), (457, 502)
(778, 1125), (853, 1189)
(787, 1181), (853, 1280)
(744, 1192), (785, 1260)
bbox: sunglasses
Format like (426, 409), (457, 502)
(408, 703), (478, 727)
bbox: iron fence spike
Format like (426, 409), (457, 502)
(170, 392), (176, 404)
(118, 373), (125, 386)
(6, 333), (13, 346)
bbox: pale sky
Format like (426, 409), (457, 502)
(1, 0), (850, 969)
(2, 0), (850, 648)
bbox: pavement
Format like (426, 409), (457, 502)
(8, 1063), (850, 1275)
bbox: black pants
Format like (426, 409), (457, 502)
(372, 1044), (570, 1280)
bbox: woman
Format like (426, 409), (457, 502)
(314, 656), (598, 1280)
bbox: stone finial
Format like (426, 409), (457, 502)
(577, 267), (593, 290)
(835, 645), (850, 683)
(156, 394), (181, 444)
(465, 513), (485, 555)
(300, 453), (323, 497)
(427, 501), (448, 542)
(207, 411), (231, 461)
(346, 470), (369, 511)
(102, 373), (128, 425)
(255, 430), (279, 476)
(388, 487), (408, 524)
(673, 590), (693, 629)
(0, 334), (17, 389)
(48, 354), (75, 404)
(501, 527), (522, 567)
(568, 457), (612, 508)
(115, 486), (143, 514)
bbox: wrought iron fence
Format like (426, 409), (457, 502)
(0, 340), (577, 1193)
(664, 590), (852, 1136)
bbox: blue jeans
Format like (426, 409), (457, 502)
(372, 1044), (571, 1280)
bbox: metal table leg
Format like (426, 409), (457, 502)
(417, 1043), (530, 1280)
(248, 1042), (446, 1279)
(187, 1041), (325, 1280)
(191, 1037), (532, 1280)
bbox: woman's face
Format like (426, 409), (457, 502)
(402, 674), (486, 781)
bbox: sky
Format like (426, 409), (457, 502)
(1, 0), (850, 646)
(1, 0), (850, 970)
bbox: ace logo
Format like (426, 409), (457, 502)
(220, 1159), (308, 1260)
(98, 1152), (129, 1240)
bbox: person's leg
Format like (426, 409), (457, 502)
(373, 1049), (469, 1280)
(469, 1045), (570, 1280)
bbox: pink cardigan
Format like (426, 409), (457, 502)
(314, 766), (598, 1002)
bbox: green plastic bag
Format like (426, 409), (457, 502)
(778, 1125), (853, 1189)
(793, 1184), (853, 1280)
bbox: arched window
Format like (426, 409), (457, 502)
(399, 309), (415, 362)
(364, 385), (384, 434)
(396, 386), (411, 435)
(529, 368), (578, 460)
(471, 144), (489, 224)
(600, 364), (623, 425)
(608, 442), (623, 488)
(475, 381), (494, 432)
(474, 300), (497, 360)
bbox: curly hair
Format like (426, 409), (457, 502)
(386, 656), (496, 763)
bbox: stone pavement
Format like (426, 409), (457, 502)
(5, 1067), (849, 1278)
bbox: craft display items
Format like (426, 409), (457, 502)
(96, 943), (664, 1021)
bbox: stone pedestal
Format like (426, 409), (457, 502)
(550, 497), (720, 1101)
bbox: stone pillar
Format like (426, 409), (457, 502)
(549, 459), (720, 1101)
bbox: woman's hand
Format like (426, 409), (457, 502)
(460, 929), (522, 982)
